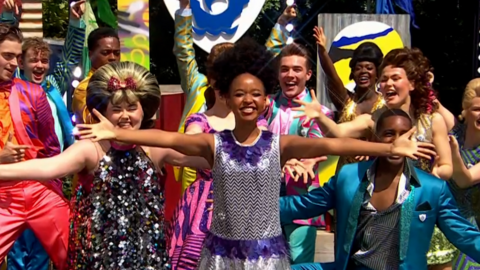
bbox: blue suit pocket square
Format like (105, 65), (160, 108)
(416, 201), (432, 211)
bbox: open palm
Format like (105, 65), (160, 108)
(292, 89), (324, 124)
(313, 26), (327, 49)
(75, 109), (116, 142)
(391, 127), (437, 160)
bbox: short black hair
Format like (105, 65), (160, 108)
(349, 42), (383, 79)
(374, 108), (412, 134)
(87, 27), (119, 51)
(211, 37), (278, 96)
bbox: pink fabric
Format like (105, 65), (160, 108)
(266, 90), (333, 227)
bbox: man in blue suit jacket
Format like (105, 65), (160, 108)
(280, 109), (480, 270)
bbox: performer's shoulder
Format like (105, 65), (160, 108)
(12, 78), (43, 93)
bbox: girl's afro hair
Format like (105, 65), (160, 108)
(211, 37), (278, 96)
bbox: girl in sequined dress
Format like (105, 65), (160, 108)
(434, 78), (480, 270)
(76, 39), (435, 270)
(0, 62), (210, 270)
(293, 48), (455, 270)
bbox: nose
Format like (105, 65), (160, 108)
(286, 69), (295, 77)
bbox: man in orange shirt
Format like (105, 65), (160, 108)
(0, 24), (68, 270)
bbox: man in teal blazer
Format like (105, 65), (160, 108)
(281, 109), (480, 270)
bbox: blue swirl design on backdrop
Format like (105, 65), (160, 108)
(191, 0), (251, 36)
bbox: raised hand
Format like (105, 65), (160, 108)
(313, 26), (327, 49)
(75, 109), (116, 142)
(0, 133), (30, 164)
(390, 127), (437, 160)
(292, 89), (324, 124)
(179, 0), (190, 9)
(278, 5), (297, 25)
(3, 0), (19, 15)
(70, 0), (86, 20)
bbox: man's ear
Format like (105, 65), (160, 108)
(306, 69), (312, 81)
(18, 57), (24, 69)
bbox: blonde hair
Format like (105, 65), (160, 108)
(460, 78), (480, 120)
(86, 61), (161, 129)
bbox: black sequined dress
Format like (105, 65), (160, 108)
(68, 144), (169, 269)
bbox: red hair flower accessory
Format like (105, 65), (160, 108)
(107, 77), (137, 91)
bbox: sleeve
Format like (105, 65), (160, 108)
(35, 86), (61, 157)
(436, 181), (480, 262)
(184, 113), (205, 132)
(173, 9), (208, 95)
(0, 12), (18, 26)
(264, 23), (290, 57)
(52, 18), (86, 95)
(257, 114), (268, 129)
(279, 176), (336, 224)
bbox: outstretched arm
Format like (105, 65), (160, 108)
(0, 140), (95, 181)
(431, 113), (452, 180)
(280, 127), (436, 166)
(161, 148), (210, 169)
(264, 6), (295, 56)
(437, 181), (480, 262)
(280, 176), (336, 224)
(314, 26), (349, 111)
(173, 1), (208, 95)
(434, 100), (455, 131)
(294, 89), (371, 138)
(449, 135), (480, 188)
(52, 15), (86, 95)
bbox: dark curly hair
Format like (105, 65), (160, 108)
(211, 37), (278, 97)
(349, 42), (383, 80)
(379, 47), (435, 118)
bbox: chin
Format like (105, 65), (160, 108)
(385, 156), (404, 165)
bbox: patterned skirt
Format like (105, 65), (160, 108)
(168, 178), (213, 269)
(427, 225), (456, 265)
(197, 234), (291, 269)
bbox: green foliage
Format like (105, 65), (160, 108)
(42, 0), (70, 38)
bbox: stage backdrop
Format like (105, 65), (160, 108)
(118, 0), (150, 68)
(315, 14), (411, 186)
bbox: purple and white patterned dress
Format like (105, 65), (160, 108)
(197, 130), (289, 269)
(168, 113), (270, 269)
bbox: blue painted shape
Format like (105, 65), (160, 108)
(332, 28), (393, 48)
(191, 0), (250, 36)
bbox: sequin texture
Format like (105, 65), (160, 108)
(68, 146), (169, 269)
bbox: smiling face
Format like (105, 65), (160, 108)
(0, 39), (21, 82)
(226, 73), (267, 122)
(104, 100), (143, 131)
(465, 97), (480, 131)
(379, 65), (415, 108)
(20, 48), (50, 84)
(375, 114), (412, 165)
(279, 55), (312, 98)
(352, 61), (377, 90)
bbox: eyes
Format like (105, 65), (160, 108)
(112, 104), (137, 112)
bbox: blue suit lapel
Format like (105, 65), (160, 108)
(399, 186), (415, 262)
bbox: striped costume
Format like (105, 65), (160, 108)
(173, 8), (290, 191)
(449, 123), (480, 270)
(2, 15), (85, 270)
(0, 79), (69, 270)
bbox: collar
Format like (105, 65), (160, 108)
(364, 158), (421, 187)
(0, 80), (13, 92)
(276, 88), (308, 107)
(19, 70), (51, 91)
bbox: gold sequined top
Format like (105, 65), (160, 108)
(336, 96), (385, 170)
(412, 113), (434, 172)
